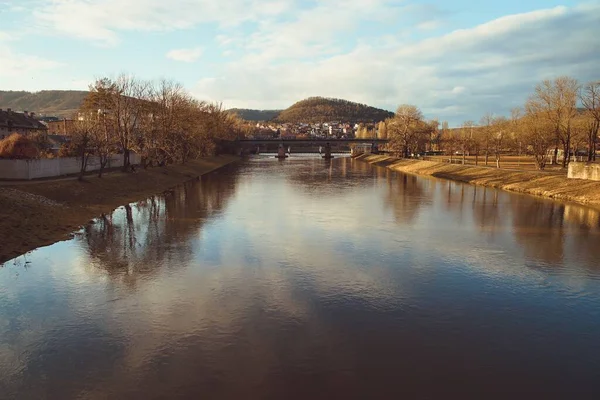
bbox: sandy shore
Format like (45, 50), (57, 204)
(356, 154), (600, 208)
(0, 156), (240, 264)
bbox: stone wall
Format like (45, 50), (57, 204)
(568, 162), (600, 182)
(0, 153), (141, 180)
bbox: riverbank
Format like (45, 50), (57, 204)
(0, 155), (240, 264)
(356, 154), (600, 208)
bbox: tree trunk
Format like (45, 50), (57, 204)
(475, 152), (478, 166)
(485, 151), (489, 166)
(589, 129), (595, 162)
(535, 154), (546, 170)
(562, 141), (570, 168)
(98, 155), (108, 178)
(122, 149), (131, 172)
(79, 151), (89, 181)
(590, 123), (599, 162)
(496, 153), (500, 169)
(98, 156), (104, 178)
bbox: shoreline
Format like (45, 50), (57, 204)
(0, 155), (240, 264)
(356, 154), (600, 209)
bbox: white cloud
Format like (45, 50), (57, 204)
(241, 0), (407, 62)
(4, 1), (600, 125)
(215, 35), (234, 46)
(194, 3), (600, 125)
(417, 20), (442, 30)
(166, 47), (204, 63)
(32, 0), (297, 46)
(0, 33), (62, 78)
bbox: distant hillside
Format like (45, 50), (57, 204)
(0, 90), (88, 118)
(275, 97), (394, 123)
(226, 108), (282, 121)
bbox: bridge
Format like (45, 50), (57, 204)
(235, 138), (388, 155)
(238, 138), (389, 145)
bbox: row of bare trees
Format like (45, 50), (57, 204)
(64, 74), (249, 179)
(379, 76), (599, 170)
(523, 78), (600, 167)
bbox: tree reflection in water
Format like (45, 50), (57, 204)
(283, 157), (377, 196)
(81, 169), (239, 285)
(382, 172), (427, 224)
(508, 195), (600, 272)
(563, 203), (600, 270)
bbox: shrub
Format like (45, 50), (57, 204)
(0, 133), (39, 159)
(58, 141), (78, 157)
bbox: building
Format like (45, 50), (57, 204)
(0, 109), (48, 139)
(47, 134), (72, 154)
(38, 116), (61, 123)
(47, 119), (77, 136)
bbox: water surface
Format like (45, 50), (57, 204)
(2, 156), (600, 399)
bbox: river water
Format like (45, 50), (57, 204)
(2, 156), (600, 399)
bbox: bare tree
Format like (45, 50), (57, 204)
(388, 105), (432, 157)
(528, 76), (579, 167)
(144, 79), (193, 166)
(523, 101), (555, 170)
(479, 113), (494, 166)
(571, 114), (592, 162)
(78, 74), (278, 170)
(457, 120), (476, 165)
(71, 118), (100, 180)
(116, 75), (151, 171)
(83, 79), (118, 177)
(82, 75), (151, 172)
(579, 81), (600, 161)
(491, 116), (508, 168)
(440, 121), (458, 162)
(427, 119), (441, 152)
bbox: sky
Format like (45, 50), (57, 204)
(0, 0), (599, 125)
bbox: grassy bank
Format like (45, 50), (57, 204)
(357, 154), (600, 208)
(0, 155), (240, 264)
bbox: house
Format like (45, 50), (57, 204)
(47, 119), (77, 136)
(0, 109), (48, 139)
(47, 134), (72, 153)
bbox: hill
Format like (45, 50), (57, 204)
(274, 97), (394, 123)
(226, 108), (282, 121)
(0, 90), (88, 118)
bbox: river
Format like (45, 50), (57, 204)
(1, 156), (600, 399)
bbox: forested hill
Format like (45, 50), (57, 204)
(0, 90), (88, 117)
(274, 97), (394, 123)
(226, 108), (282, 121)
(1, 91), (393, 123)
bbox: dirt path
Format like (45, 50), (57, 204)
(357, 154), (600, 209)
(0, 156), (240, 264)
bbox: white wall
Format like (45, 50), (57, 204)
(0, 159), (29, 179)
(568, 162), (600, 181)
(0, 153), (141, 180)
(28, 158), (61, 179)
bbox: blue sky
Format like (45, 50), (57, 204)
(0, 0), (599, 125)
